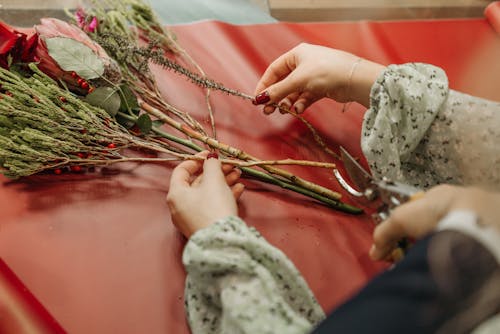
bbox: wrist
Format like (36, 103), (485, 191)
(350, 60), (385, 108)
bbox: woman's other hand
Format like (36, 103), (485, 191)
(370, 185), (500, 260)
(167, 152), (245, 238)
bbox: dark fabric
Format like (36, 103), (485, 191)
(313, 231), (500, 334)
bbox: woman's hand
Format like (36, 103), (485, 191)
(370, 185), (500, 261)
(253, 43), (385, 114)
(167, 152), (245, 238)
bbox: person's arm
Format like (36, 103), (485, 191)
(314, 185), (500, 334)
(362, 63), (500, 189)
(183, 216), (324, 334)
(167, 153), (324, 334)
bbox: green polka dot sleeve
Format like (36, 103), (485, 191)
(183, 216), (325, 334)
(362, 63), (500, 189)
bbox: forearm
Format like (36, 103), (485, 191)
(361, 63), (500, 189)
(350, 59), (385, 108)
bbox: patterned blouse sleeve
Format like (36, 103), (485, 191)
(361, 63), (500, 189)
(182, 215), (325, 334)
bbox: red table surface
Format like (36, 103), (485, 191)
(1, 13), (500, 334)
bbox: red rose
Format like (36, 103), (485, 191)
(0, 21), (38, 68)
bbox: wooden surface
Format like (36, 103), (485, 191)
(1, 0), (493, 22)
(270, 0), (493, 21)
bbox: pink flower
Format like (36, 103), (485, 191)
(75, 8), (99, 33)
(34, 18), (120, 94)
(87, 17), (99, 33)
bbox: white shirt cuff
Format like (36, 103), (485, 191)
(436, 210), (500, 264)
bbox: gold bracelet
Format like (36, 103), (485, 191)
(342, 57), (362, 113)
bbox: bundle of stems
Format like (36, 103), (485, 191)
(0, 64), (360, 213)
(68, 0), (362, 213)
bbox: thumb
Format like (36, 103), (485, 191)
(201, 157), (226, 187)
(370, 194), (445, 260)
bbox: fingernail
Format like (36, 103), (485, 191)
(278, 102), (290, 114)
(207, 152), (219, 160)
(253, 91), (271, 105)
(294, 103), (304, 114)
(263, 105), (275, 114)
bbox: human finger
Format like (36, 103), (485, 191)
(370, 195), (442, 260)
(191, 161), (237, 186)
(260, 70), (305, 106)
(254, 50), (296, 95)
(231, 183), (245, 200)
(263, 104), (277, 115)
(292, 92), (317, 114)
(201, 156), (227, 188)
(225, 169), (242, 186)
(278, 92), (300, 114)
(221, 162), (235, 174)
(169, 158), (204, 189)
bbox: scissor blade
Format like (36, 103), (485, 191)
(340, 146), (373, 192)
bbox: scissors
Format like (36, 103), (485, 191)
(333, 146), (425, 259)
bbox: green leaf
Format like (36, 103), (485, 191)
(84, 87), (121, 116)
(136, 114), (152, 134)
(118, 84), (139, 113)
(45, 37), (104, 80)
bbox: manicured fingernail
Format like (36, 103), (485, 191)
(207, 152), (219, 160)
(263, 105), (275, 114)
(253, 91), (271, 105)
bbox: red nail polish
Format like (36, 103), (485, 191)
(253, 91), (271, 105)
(207, 152), (219, 160)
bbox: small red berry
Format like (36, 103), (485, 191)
(77, 78), (84, 85)
(80, 129), (87, 134)
(71, 71), (78, 78)
(88, 86), (95, 93)
(59, 96), (67, 103)
(6, 92), (13, 97)
(54, 168), (62, 175)
(77, 152), (85, 158)
(70, 166), (82, 172)
(107, 143), (116, 149)
(81, 81), (89, 90)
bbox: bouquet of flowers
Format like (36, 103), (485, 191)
(0, 0), (361, 214)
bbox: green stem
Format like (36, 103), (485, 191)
(117, 111), (201, 151)
(117, 112), (362, 214)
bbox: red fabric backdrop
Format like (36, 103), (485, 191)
(1, 4), (500, 333)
